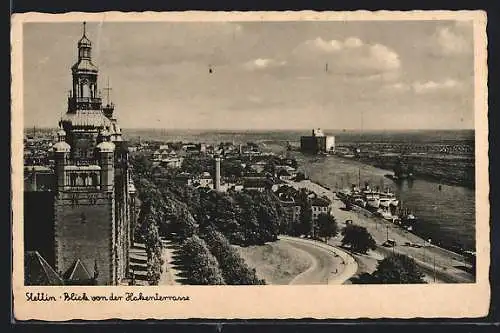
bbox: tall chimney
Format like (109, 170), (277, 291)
(214, 153), (221, 191)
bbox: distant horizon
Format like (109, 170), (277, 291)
(24, 126), (475, 132)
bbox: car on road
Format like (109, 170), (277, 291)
(382, 239), (397, 247)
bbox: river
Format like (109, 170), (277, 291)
(292, 153), (475, 252)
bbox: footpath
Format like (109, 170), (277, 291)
(159, 237), (182, 285)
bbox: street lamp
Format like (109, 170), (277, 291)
(433, 253), (437, 282)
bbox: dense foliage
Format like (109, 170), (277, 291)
(130, 153), (280, 286)
(372, 253), (426, 284)
(181, 157), (213, 175)
(351, 254), (426, 284)
(133, 178), (166, 285)
(179, 235), (225, 285)
(191, 189), (283, 246)
(341, 224), (377, 254)
(202, 228), (266, 285)
(296, 188), (313, 236)
(316, 213), (338, 243)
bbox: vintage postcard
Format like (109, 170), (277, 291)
(11, 10), (489, 320)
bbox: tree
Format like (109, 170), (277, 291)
(222, 160), (244, 179)
(296, 188), (312, 236)
(341, 224), (376, 254)
(131, 153), (153, 178)
(202, 228), (266, 285)
(181, 235), (225, 285)
(317, 213), (338, 243)
(371, 254), (426, 284)
(181, 157), (203, 175)
(253, 191), (283, 243)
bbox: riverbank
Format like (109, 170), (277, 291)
(285, 179), (475, 283)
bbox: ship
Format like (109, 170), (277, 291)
(339, 183), (399, 216)
(398, 200), (418, 231)
(337, 179), (421, 235)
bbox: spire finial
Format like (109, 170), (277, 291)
(83, 22), (86, 36)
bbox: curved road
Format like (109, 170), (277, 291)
(280, 236), (358, 285)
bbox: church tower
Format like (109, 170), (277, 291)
(53, 23), (133, 285)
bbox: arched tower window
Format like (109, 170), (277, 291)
(76, 173), (84, 186)
(92, 173), (98, 186)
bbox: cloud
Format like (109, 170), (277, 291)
(412, 79), (461, 94)
(302, 37), (344, 53)
(429, 22), (473, 57)
(383, 79), (462, 94)
(293, 37), (401, 77)
(383, 82), (411, 93)
(244, 58), (287, 71)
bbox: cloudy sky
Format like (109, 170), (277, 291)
(23, 20), (474, 130)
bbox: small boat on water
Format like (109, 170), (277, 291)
(399, 199), (418, 231)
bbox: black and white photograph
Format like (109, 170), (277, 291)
(12, 11), (489, 319)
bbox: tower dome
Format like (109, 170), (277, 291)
(53, 141), (71, 153)
(57, 128), (66, 139)
(97, 141), (115, 153)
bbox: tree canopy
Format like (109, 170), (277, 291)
(180, 235), (225, 285)
(372, 253), (426, 284)
(341, 224), (377, 254)
(317, 213), (338, 243)
(202, 228), (265, 285)
(296, 188), (312, 236)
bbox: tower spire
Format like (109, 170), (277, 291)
(104, 77), (112, 106)
(83, 21), (86, 37)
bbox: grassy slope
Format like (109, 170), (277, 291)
(234, 240), (313, 285)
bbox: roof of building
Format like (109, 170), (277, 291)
(25, 251), (64, 286)
(63, 259), (93, 282)
(71, 59), (98, 72)
(311, 196), (331, 207)
(62, 110), (112, 128)
(243, 178), (272, 188)
(65, 165), (101, 171)
(243, 172), (265, 179)
(24, 165), (52, 172)
(78, 26), (92, 47)
(200, 171), (211, 177)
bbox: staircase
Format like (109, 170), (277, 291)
(129, 242), (149, 285)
